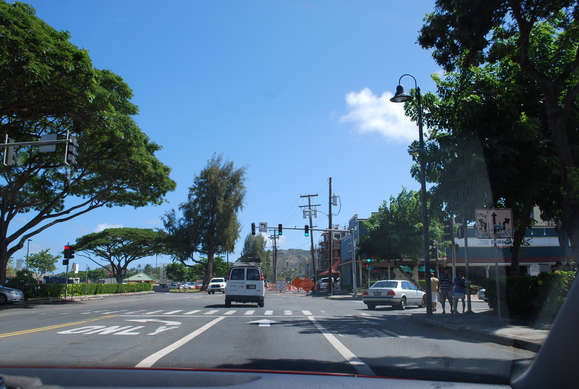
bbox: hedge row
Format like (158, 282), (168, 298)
(8, 278), (152, 298)
(482, 271), (576, 320)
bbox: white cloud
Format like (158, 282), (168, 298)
(340, 87), (418, 143)
(95, 223), (124, 232)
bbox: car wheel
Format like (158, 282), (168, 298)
(397, 296), (407, 310)
(258, 301), (264, 308)
(225, 299), (231, 308)
(366, 304), (376, 310)
(418, 295), (426, 308)
(0, 294), (7, 305)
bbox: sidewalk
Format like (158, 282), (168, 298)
(410, 310), (550, 352)
(328, 293), (550, 352)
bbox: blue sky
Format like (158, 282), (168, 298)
(12, 0), (441, 273)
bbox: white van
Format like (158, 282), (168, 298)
(225, 265), (265, 307)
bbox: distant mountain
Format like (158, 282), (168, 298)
(274, 248), (310, 270)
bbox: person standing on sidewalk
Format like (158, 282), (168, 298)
(430, 275), (439, 312)
(452, 272), (467, 314)
(439, 267), (453, 314)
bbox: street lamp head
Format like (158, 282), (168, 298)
(390, 84), (413, 103)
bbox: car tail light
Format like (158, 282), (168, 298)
(387, 290), (396, 296)
(362, 291), (369, 296)
(261, 274), (264, 281)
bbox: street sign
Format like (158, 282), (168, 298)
(259, 222), (268, 233)
(475, 209), (513, 239)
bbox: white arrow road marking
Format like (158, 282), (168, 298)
(125, 319), (182, 326)
(147, 326), (180, 336)
(307, 316), (376, 376)
(135, 316), (226, 368)
(247, 319), (279, 327)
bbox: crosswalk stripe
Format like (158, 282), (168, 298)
(204, 310), (219, 315)
(264, 310), (273, 315)
(302, 310), (312, 315)
(163, 310), (183, 315)
(224, 310), (236, 315)
(184, 310), (200, 315)
(284, 310), (292, 315)
(146, 310), (164, 315)
(244, 310), (255, 315)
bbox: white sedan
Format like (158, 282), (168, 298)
(362, 280), (426, 310)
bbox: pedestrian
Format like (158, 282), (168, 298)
(439, 267), (453, 314)
(430, 275), (439, 312)
(453, 272), (467, 314)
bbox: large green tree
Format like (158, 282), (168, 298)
(419, 0), (579, 261)
(406, 61), (558, 274)
(359, 188), (445, 267)
(0, 2), (176, 285)
(162, 154), (246, 289)
(25, 248), (59, 280)
(238, 233), (271, 281)
(74, 228), (167, 283)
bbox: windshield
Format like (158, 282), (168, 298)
(372, 281), (398, 289)
(0, 0), (577, 387)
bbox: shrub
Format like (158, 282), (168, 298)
(482, 271), (575, 320)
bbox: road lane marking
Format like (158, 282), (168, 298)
(264, 310), (273, 316)
(184, 310), (200, 315)
(163, 310), (183, 315)
(135, 316), (226, 368)
(307, 316), (376, 376)
(146, 310), (164, 315)
(0, 315), (117, 339)
(284, 310), (292, 315)
(302, 310), (312, 315)
(247, 319), (279, 327)
(204, 310), (219, 315)
(224, 310), (236, 315)
(244, 310), (255, 315)
(125, 319), (182, 326)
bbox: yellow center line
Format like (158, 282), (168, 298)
(0, 315), (118, 339)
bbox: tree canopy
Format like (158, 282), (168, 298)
(238, 233), (271, 280)
(359, 188), (444, 264)
(419, 0), (579, 260)
(73, 228), (166, 283)
(162, 154), (246, 289)
(406, 60), (558, 274)
(0, 2), (176, 285)
(25, 248), (59, 280)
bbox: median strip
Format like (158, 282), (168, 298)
(0, 315), (117, 339)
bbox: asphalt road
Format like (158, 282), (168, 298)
(0, 291), (535, 384)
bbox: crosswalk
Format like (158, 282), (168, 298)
(80, 309), (323, 317)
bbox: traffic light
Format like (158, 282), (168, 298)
(304, 225), (309, 237)
(365, 263), (369, 269)
(278, 224), (282, 235)
(457, 225), (465, 239)
(366, 258), (371, 263)
(63, 259), (69, 266)
(443, 219), (453, 241)
(66, 135), (78, 165)
(251, 222), (256, 235)
(64, 245), (75, 259)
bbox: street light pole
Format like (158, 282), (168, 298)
(390, 74), (432, 315)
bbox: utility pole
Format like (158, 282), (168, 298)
(300, 194), (319, 279)
(328, 178), (333, 296)
(269, 229), (279, 284)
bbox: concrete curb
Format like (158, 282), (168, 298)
(410, 314), (543, 353)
